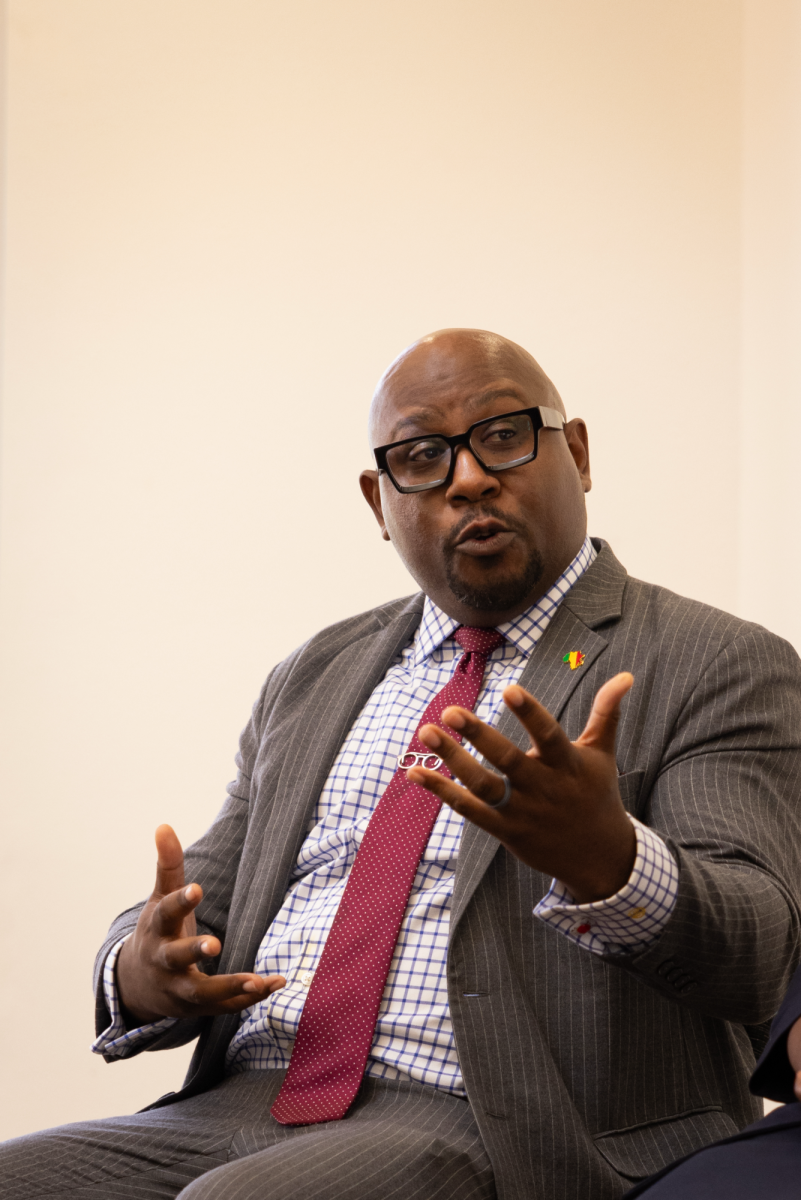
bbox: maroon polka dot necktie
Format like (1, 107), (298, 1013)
(271, 625), (505, 1127)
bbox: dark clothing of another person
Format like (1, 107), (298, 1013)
(624, 963), (801, 1197)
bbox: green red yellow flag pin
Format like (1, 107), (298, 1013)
(563, 651), (585, 670)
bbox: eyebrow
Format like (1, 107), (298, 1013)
(384, 388), (527, 443)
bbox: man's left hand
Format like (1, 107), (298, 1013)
(407, 672), (636, 904)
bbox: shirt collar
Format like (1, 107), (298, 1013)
(414, 534), (597, 665)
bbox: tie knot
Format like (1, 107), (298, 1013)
(453, 625), (505, 660)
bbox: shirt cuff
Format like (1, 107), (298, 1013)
(91, 935), (178, 1058)
(534, 816), (679, 957)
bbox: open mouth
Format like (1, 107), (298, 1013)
(454, 519), (515, 557)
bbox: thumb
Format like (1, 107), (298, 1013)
(153, 823), (186, 898)
(576, 672), (634, 756)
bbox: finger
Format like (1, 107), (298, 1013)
(575, 673), (634, 756)
(419, 720), (528, 797)
(795, 1070), (801, 1103)
(159, 934), (222, 971)
(210, 993), (280, 1015)
(154, 824), (186, 898)
(436, 707), (535, 781)
(206, 982), (287, 1016)
(407, 765), (508, 833)
(174, 970), (286, 1011)
(241, 974), (286, 996)
(152, 883), (203, 938)
(500, 686), (574, 767)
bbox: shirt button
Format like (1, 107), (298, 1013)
(300, 971), (314, 989)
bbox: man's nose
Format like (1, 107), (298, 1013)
(445, 445), (501, 503)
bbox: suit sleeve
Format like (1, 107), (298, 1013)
(92, 661), (282, 1058)
(749, 962), (801, 1103)
(602, 625), (801, 1026)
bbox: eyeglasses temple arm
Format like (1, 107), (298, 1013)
(539, 406), (566, 429)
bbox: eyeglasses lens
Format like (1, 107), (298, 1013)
(470, 413), (535, 466)
(386, 437), (452, 489)
(385, 413), (536, 490)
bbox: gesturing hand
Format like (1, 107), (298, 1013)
(407, 673), (636, 904)
(116, 824), (285, 1026)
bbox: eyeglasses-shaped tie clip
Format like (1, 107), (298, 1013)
(398, 752), (443, 772)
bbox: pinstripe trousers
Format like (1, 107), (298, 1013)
(0, 1072), (495, 1200)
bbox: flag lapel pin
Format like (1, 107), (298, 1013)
(563, 651), (585, 670)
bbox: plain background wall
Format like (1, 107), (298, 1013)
(740, 1), (801, 638)
(0, 0), (798, 1138)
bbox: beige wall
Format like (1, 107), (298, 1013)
(740, 0), (801, 649)
(0, 0), (798, 1138)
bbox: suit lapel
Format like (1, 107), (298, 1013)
(451, 544), (627, 934)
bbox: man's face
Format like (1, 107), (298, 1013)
(360, 332), (592, 626)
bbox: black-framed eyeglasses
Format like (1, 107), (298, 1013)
(373, 405), (565, 494)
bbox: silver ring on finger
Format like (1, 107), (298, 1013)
(484, 773), (513, 810)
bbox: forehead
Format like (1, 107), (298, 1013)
(379, 384), (536, 444)
(372, 343), (551, 445)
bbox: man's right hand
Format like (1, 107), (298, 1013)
(116, 824), (285, 1026)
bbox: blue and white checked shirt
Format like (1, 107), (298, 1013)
(94, 536), (679, 1095)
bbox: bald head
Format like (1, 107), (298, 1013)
(369, 328), (564, 446)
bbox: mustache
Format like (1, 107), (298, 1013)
(444, 504), (528, 552)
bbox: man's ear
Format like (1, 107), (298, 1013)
(564, 419), (591, 494)
(359, 470), (391, 541)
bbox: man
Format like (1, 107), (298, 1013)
(625, 959), (801, 1197)
(3, 328), (801, 1200)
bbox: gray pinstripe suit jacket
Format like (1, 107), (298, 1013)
(95, 541), (801, 1198)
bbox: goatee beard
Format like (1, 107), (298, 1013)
(443, 507), (544, 614)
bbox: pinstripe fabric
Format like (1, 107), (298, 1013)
(83, 540), (801, 1199)
(0, 1072), (493, 1200)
